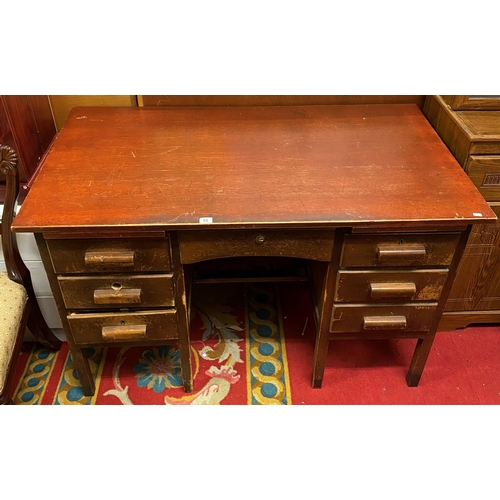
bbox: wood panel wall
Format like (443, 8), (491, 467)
(139, 95), (425, 108)
(49, 95), (138, 130)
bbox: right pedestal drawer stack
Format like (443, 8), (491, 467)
(312, 228), (467, 388)
(333, 232), (459, 336)
(424, 95), (500, 330)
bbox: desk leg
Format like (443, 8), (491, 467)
(311, 236), (342, 388)
(405, 227), (471, 387)
(67, 339), (95, 396)
(312, 324), (330, 388)
(406, 332), (436, 387)
(170, 233), (193, 393)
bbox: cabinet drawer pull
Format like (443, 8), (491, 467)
(377, 244), (426, 262)
(84, 250), (135, 267)
(101, 324), (147, 340)
(363, 315), (407, 330)
(369, 282), (417, 298)
(93, 288), (142, 304)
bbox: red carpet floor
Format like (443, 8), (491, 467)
(10, 281), (500, 404)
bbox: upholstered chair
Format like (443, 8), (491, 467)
(0, 144), (61, 404)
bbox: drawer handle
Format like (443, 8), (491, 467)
(377, 244), (426, 262)
(255, 234), (266, 244)
(84, 250), (135, 267)
(101, 324), (147, 340)
(363, 315), (407, 330)
(369, 282), (417, 298)
(94, 288), (142, 305)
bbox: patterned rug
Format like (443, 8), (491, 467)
(11, 282), (295, 405)
(10, 281), (500, 405)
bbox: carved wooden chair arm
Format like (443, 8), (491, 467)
(0, 144), (29, 285)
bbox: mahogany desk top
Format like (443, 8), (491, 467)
(12, 104), (496, 233)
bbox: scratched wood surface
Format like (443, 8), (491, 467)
(12, 104), (496, 232)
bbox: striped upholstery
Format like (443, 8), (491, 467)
(0, 272), (28, 393)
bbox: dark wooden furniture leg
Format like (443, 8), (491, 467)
(312, 230), (344, 388)
(406, 332), (437, 387)
(66, 339), (95, 396)
(312, 322), (331, 389)
(405, 228), (472, 387)
(169, 232), (193, 392)
(312, 262), (336, 388)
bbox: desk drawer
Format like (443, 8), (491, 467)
(67, 310), (178, 345)
(335, 269), (448, 303)
(179, 229), (335, 264)
(341, 233), (460, 268)
(58, 274), (175, 309)
(330, 304), (437, 333)
(46, 237), (171, 274)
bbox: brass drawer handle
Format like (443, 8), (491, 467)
(369, 282), (417, 298)
(101, 324), (147, 340)
(255, 234), (266, 244)
(84, 250), (135, 267)
(93, 287), (142, 305)
(363, 315), (407, 330)
(377, 244), (426, 262)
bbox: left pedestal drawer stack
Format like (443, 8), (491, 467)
(35, 232), (193, 396)
(44, 236), (179, 345)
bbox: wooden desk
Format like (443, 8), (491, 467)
(11, 104), (496, 396)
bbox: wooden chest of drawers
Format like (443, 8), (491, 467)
(424, 96), (500, 329)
